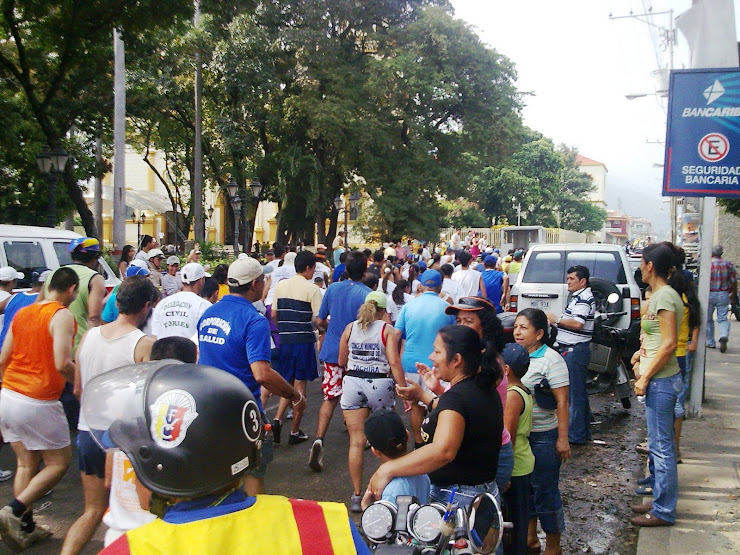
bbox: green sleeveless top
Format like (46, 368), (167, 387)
(47, 264), (97, 352)
(508, 384), (535, 477)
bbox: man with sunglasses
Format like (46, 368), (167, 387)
(197, 257), (306, 495)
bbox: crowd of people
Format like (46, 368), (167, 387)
(0, 230), (709, 553)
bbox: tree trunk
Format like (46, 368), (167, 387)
(63, 169), (97, 237)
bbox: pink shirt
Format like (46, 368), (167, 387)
(497, 371), (512, 445)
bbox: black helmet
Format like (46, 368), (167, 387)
(82, 360), (263, 498)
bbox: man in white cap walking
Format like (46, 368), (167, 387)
(152, 263), (211, 341)
(161, 256), (183, 296)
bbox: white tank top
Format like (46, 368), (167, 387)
(347, 319), (390, 375)
(76, 326), (146, 431)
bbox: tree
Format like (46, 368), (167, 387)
(0, 0), (193, 234)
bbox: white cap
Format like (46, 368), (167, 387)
(228, 258), (264, 286)
(0, 267), (24, 282)
(166, 256), (181, 266)
(148, 248), (165, 260)
(283, 252), (297, 266)
(181, 263), (211, 284)
(237, 253), (249, 260)
(130, 259), (149, 270)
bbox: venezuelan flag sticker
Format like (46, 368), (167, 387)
(149, 389), (199, 449)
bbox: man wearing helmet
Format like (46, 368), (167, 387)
(89, 362), (370, 554)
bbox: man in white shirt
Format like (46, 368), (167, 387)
(151, 263), (212, 341)
(451, 251), (481, 297)
(440, 264), (463, 304)
(450, 229), (462, 252)
(161, 256), (183, 297)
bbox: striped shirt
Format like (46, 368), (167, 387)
(274, 274), (323, 345)
(557, 286), (595, 346)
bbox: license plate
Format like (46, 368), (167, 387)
(531, 300), (549, 309)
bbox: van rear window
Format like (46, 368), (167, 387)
(522, 251), (565, 283)
(566, 252), (626, 284)
(1, 241), (45, 289)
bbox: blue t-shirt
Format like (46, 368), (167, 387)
(382, 474), (431, 505)
(480, 270), (505, 313)
(332, 264), (346, 283)
(395, 292), (455, 374)
(318, 280), (372, 364)
(102, 288), (120, 323)
(0, 292), (39, 346)
(197, 295), (272, 411)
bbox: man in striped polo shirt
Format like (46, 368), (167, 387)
(272, 250), (323, 445)
(547, 265), (595, 445)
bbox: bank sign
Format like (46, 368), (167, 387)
(664, 68), (740, 197)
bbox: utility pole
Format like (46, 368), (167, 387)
(93, 136), (103, 241)
(113, 29), (126, 252)
(193, 0), (204, 243)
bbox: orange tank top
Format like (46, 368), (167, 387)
(3, 301), (75, 401)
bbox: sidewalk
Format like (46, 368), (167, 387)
(637, 320), (740, 554)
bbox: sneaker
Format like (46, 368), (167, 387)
(0, 506), (23, 552)
(272, 419), (282, 445)
(308, 439), (323, 471)
(19, 524), (52, 550)
(288, 430), (308, 445)
(0, 470), (13, 482)
(637, 476), (653, 486)
(350, 494), (362, 513)
(719, 337), (728, 353)
(286, 408), (294, 420)
(635, 443), (649, 456)
(635, 485), (653, 495)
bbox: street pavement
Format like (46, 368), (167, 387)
(636, 319), (740, 554)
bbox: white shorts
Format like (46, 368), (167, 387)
(0, 389), (71, 450)
(340, 375), (396, 411)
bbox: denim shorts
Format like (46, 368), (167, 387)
(77, 430), (106, 478)
(528, 428), (565, 533)
(430, 479), (499, 510)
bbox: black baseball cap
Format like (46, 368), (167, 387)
(502, 343), (530, 375)
(445, 296), (495, 316)
(365, 410), (407, 453)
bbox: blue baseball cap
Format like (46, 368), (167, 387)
(126, 264), (150, 277)
(502, 343), (529, 375)
(417, 260), (428, 272)
(484, 255), (498, 267)
(419, 269), (442, 288)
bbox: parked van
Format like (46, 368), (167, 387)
(0, 225), (120, 292)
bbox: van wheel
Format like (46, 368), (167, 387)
(590, 278), (622, 326)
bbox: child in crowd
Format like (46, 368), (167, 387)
(102, 337), (197, 546)
(361, 410), (430, 509)
(501, 343), (534, 555)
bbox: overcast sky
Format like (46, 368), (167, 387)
(449, 0), (740, 238)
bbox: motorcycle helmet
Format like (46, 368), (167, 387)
(68, 237), (101, 254)
(83, 361), (263, 498)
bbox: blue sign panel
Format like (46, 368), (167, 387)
(664, 68), (740, 197)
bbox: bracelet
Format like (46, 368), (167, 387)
(291, 391), (304, 406)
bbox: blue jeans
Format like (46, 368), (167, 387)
(528, 428), (565, 534)
(706, 291), (730, 347)
(430, 479), (500, 510)
(645, 373), (682, 523)
(561, 342), (592, 444)
(673, 355), (691, 419)
(496, 441), (515, 494)
(503, 473), (531, 555)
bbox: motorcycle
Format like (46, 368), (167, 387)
(361, 492), (506, 554)
(586, 293), (632, 409)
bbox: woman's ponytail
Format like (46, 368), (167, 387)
(475, 340), (503, 390)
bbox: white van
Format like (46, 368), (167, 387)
(0, 225), (121, 292)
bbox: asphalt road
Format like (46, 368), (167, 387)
(0, 378), (646, 554)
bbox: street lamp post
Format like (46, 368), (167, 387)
(36, 146), (69, 228)
(248, 179), (263, 253)
(227, 179), (242, 255)
(132, 211), (147, 248)
(333, 192), (360, 248)
(511, 196), (522, 227)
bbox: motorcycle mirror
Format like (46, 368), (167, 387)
(466, 493), (503, 554)
(607, 292), (620, 305)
